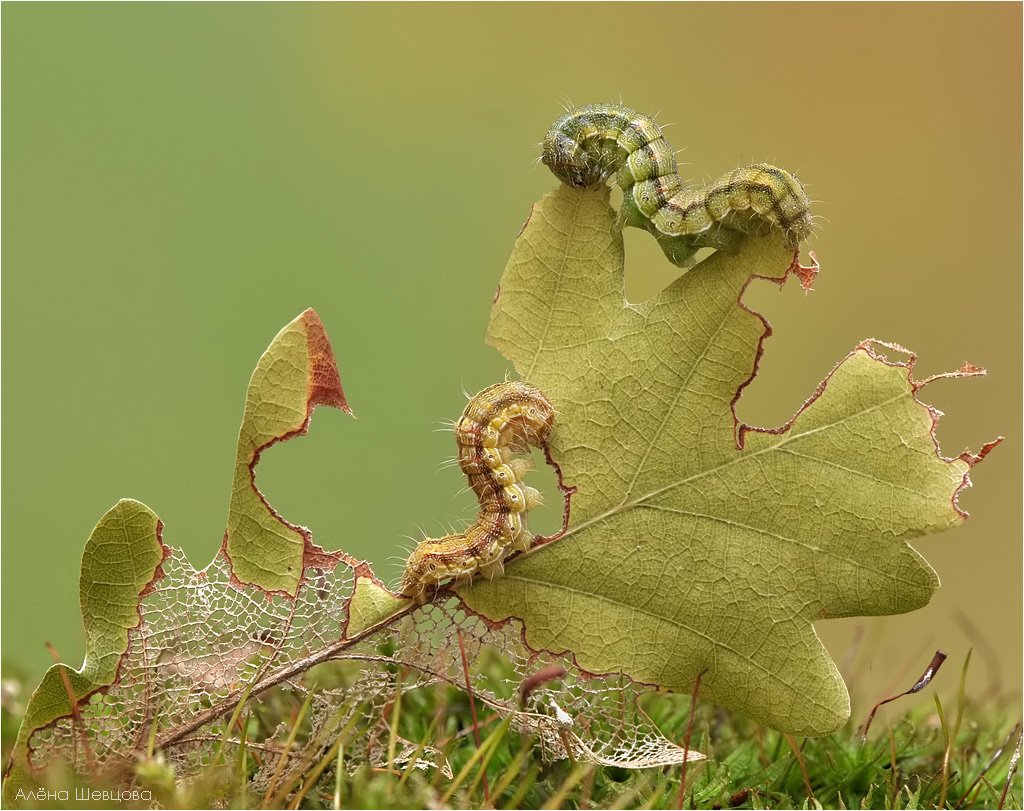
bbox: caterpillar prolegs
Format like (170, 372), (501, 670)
(400, 381), (555, 602)
(542, 103), (814, 267)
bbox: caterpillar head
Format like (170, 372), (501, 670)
(400, 547), (452, 600)
(542, 128), (608, 188)
(509, 387), (555, 446)
(399, 536), (482, 602)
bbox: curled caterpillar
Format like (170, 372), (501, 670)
(400, 381), (555, 602)
(542, 103), (813, 267)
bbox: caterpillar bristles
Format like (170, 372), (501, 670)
(541, 103), (815, 266)
(400, 382), (555, 600)
(508, 458), (533, 479)
(521, 486), (544, 509)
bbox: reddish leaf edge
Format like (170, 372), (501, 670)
(221, 308), (354, 592)
(732, 253), (1000, 521)
(461, 245), (1000, 707)
(4, 507), (172, 790)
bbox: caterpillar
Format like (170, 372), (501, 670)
(541, 103), (814, 267)
(400, 381), (555, 602)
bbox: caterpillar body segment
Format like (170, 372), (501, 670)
(542, 103), (813, 267)
(400, 382), (555, 602)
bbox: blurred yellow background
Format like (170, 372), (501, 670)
(3, 3), (1020, 722)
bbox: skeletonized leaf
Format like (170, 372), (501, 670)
(5, 307), (696, 806)
(3, 310), (360, 801)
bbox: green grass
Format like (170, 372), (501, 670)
(2, 652), (1020, 810)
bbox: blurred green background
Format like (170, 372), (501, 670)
(3, 4), (1020, 720)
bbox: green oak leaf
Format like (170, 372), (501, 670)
(459, 185), (996, 736)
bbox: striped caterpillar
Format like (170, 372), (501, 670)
(400, 381), (555, 602)
(542, 103), (814, 267)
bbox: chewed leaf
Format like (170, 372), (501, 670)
(226, 309), (350, 593)
(459, 185), (997, 736)
(3, 310), (359, 802)
(347, 573), (408, 637)
(3, 501), (166, 794)
(5, 307), (696, 805)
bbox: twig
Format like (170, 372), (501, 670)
(876, 637), (935, 703)
(784, 734), (815, 803)
(858, 649), (947, 742)
(172, 734), (303, 756)
(676, 668), (706, 810)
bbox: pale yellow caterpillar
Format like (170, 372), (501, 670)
(542, 103), (813, 267)
(400, 381), (554, 602)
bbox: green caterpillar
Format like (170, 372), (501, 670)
(542, 103), (813, 267)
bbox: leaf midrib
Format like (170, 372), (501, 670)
(553, 390), (912, 545)
(632, 504), (931, 590)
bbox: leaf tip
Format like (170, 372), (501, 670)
(787, 249), (820, 291)
(299, 308), (351, 416)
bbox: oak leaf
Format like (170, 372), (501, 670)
(459, 185), (997, 735)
